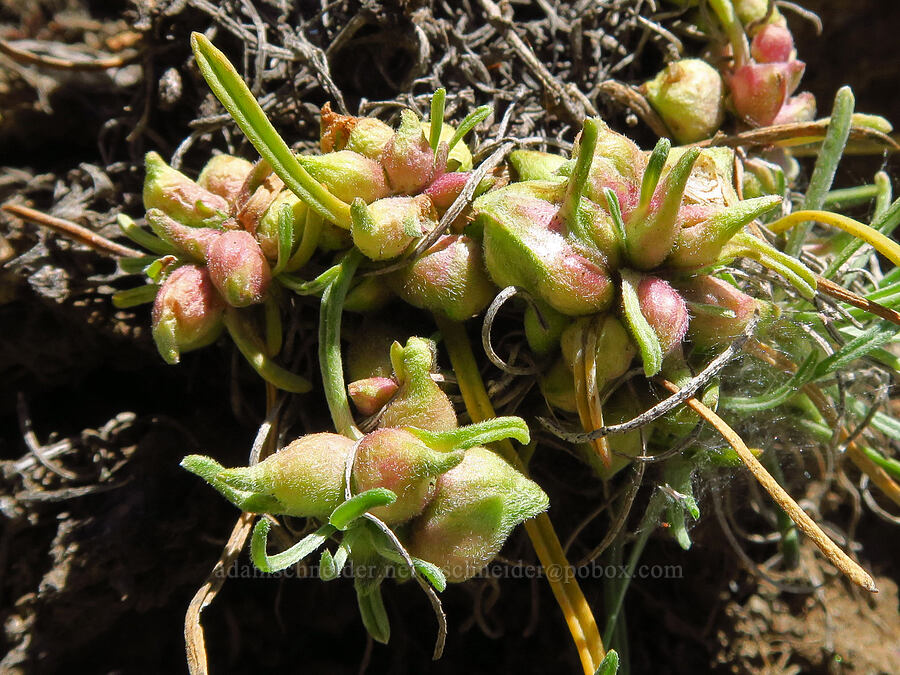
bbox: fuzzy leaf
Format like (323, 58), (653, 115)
(620, 269), (663, 377)
(329, 488), (398, 530)
(250, 518), (335, 573)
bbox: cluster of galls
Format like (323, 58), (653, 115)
(471, 117), (812, 470)
(141, 98), (500, 367)
(642, 1), (814, 143)
(183, 337), (546, 639)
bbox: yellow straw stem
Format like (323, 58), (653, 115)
(435, 316), (605, 675)
(661, 379), (878, 593)
(658, 378), (877, 593)
(769, 210), (900, 267)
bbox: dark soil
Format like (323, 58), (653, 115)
(1, 2), (898, 674)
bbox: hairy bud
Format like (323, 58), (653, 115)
(152, 264), (225, 364)
(352, 428), (464, 524)
(197, 154), (254, 207)
(388, 234), (495, 320)
(206, 230), (272, 307)
(643, 59), (726, 144)
(405, 447), (549, 582)
(381, 109), (435, 195)
(143, 151), (229, 228)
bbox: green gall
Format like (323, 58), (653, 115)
(405, 447), (549, 582)
(643, 59), (725, 144)
(343, 275), (393, 313)
(667, 196), (782, 268)
(382, 109), (435, 194)
(320, 102), (394, 160)
(636, 276), (689, 355)
(152, 264), (225, 364)
(143, 151), (229, 228)
(255, 190), (307, 260)
(348, 376), (399, 417)
(183, 433), (354, 518)
(298, 150), (390, 206)
(508, 149), (567, 182)
(388, 234), (496, 321)
(424, 171), (470, 210)
(351, 195), (436, 261)
(380, 337), (457, 432)
(475, 182), (614, 316)
(352, 428), (464, 524)
(561, 315), (636, 384)
(678, 275), (779, 349)
(729, 61), (805, 127)
(197, 154), (254, 207)
(539, 358), (578, 413)
(524, 301), (570, 355)
(145, 208), (223, 262)
(206, 230), (272, 307)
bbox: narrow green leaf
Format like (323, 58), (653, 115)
(787, 86), (854, 255)
(271, 203), (294, 276)
(729, 232), (816, 299)
(118, 255), (160, 275)
(594, 649), (619, 675)
(412, 557), (447, 593)
(640, 138), (671, 208)
(561, 118), (598, 227)
(190, 33), (352, 228)
(286, 207), (322, 272)
(117, 214), (177, 255)
(721, 352), (817, 412)
(602, 187), (628, 246)
(329, 488), (398, 530)
(813, 322), (898, 380)
(279, 264), (341, 296)
(822, 183), (879, 210)
(355, 579), (390, 644)
(405, 416), (530, 452)
(429, 87), (446, 152)
(250, 518), (335, 573)
(319, 249), (364, 439)
(447, 105), (492, 152)
(861, 446), (900, 480)
(112, 284), (158, 309)
(686, 301), (736, 319)
(847, 396), (900, 440)
(620, 269), (663, 377)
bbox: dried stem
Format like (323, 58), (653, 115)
(185, 384), (283, 674)
(816, 275), (900, 327)
(2, 203), (143, 258)
(657, 378), (877, 592)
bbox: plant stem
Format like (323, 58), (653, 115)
(602, 490), (666, 646)
(707, 0), (750, 68)
(319, 249), (364, 439)
(435, 316), (605, 675)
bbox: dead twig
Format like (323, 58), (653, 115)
(2, 203), (142, 258)
(657, 378), (877, 593)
